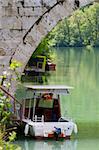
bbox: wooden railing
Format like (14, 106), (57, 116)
(33, 115), (44, 122)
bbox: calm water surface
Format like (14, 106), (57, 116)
(18, 47), (99, 149)
(15, 138), (99, 150)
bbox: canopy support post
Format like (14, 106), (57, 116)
(22, 99), (26, 119)
(28, 98), (32, 120)
(32, 93), (36, 121)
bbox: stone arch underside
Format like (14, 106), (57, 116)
(0, 0), (95, 92)
(11, 0), (94, 74)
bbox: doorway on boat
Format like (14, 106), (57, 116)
(23, 93), (61, 122)
(35, 93), (61, 122)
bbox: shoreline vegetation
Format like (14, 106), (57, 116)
(0, 61), (22, 150)
(36, 3), (99, 56)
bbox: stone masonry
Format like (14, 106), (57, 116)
(0, 0), (95, 92)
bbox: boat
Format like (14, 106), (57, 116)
(45, 59), (56, 71)
(22, 85), (77, 140)
(24, 56), (56, 74)
(25, 56), (47, 73)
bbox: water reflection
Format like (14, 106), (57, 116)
(15, 138), (99, 150)
(21, 75), (48, 84)
(16, 139), (77, 150)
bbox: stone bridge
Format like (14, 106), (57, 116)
(0, 0), (95, 85)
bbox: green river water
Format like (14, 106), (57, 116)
(16, 47), (99, 150)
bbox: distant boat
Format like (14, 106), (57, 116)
(24, 56), (56, 74)
(21, 85), (77, 140)
(46, 59), (56, 71)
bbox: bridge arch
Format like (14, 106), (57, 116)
(11, 0), (94, 74)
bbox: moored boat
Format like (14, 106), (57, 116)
(22, 85), (77, 140)
(24, 56), (56, 74)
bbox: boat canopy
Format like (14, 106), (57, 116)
(25, 85), (73, 95)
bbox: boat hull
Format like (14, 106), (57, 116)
(23, 119), (77, 139)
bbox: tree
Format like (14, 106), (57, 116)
(37, 3), (99, 49)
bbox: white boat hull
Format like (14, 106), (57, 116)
(23, 119), (77, 139)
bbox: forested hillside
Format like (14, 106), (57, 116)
(37, 3), (99, 52)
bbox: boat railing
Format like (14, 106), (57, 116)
(33, 115), (44, 122)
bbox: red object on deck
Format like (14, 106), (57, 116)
(48, 133), (54, 138)
(46, 63), (56, 71)
(48, 64), (56, 71)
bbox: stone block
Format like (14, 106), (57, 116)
(1, 17), (22, 29)
(0, 48), (6, 56)
(15, 0), (24, 7)
(10, 30), (25, 39)
(0, 40), (21, 56)
(79, 0), (93, 7)
(42, 12), (58, 32)
(25, 25), (47, 47)
(19, 43), (35, 58)
(54, 2), (73, 20)
(0, 29), (10, 40)
(24, 0), (42, 7)
(4, 40), (21, 49)
(24, 35), (35, 47)
(0, 41), (9, 53)
(0, 0), (9, 6)
(0, 29), (24, 42)
(19, 6), (43, 17)
(43, 0), (57, 8)
(0, 0), (18, 7)
(12, 43), (36, 73)
(33, 7), (43, 17)
(0, 6), (3, 16)
(12, 48), (28, 68)
(0, 56), (11, 66)
(19, 7), (34, 16)
(22, 16), (37, 29)
(3, 5), (18, 16)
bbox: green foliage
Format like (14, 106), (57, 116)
(10, 60), (22, 81)
(0, 131), (20, 150)
(0, 60), (22, 149)
(10, 60), (22, 71)
(33, 37), (51, 58)
(37, 3), (99, 49)
(9, 131), (16, 142)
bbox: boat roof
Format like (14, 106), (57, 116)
(25, 85), (73, 94)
